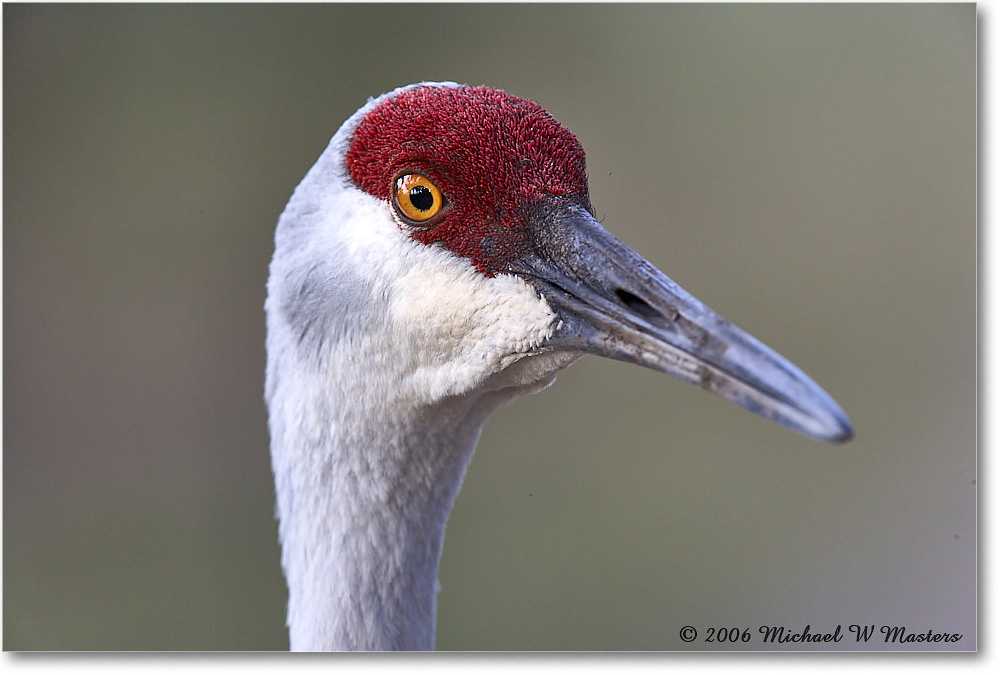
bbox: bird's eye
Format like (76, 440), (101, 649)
(393, 173), (445, 224)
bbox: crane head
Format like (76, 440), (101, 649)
(270, 82), (852, 443)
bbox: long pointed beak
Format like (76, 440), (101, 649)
(511, 202), (853, 443)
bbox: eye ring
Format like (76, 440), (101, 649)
(393, 173), (446, 224)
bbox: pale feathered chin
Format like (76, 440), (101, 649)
(511, 200), (853, 444)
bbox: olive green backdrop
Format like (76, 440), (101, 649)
(3, 3), (975, 650)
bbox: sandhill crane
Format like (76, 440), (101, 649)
(264, 82), (852, 651)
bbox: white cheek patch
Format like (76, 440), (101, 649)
(321, 190), (564, 404)
(388, 255), (559, 401)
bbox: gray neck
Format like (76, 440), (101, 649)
(269, 377), (505, 650)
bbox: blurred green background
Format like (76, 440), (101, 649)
(3, 3), (975, 651)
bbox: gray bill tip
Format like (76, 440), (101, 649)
(804, 399), (854, 443)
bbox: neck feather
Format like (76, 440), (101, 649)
(268, 361), (514, 650)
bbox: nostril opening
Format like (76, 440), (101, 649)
(615, 289), (662, 322)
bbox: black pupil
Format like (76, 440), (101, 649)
(409, 185), (434, 211)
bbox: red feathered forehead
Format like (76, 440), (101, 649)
(345, 85), (591, 275)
